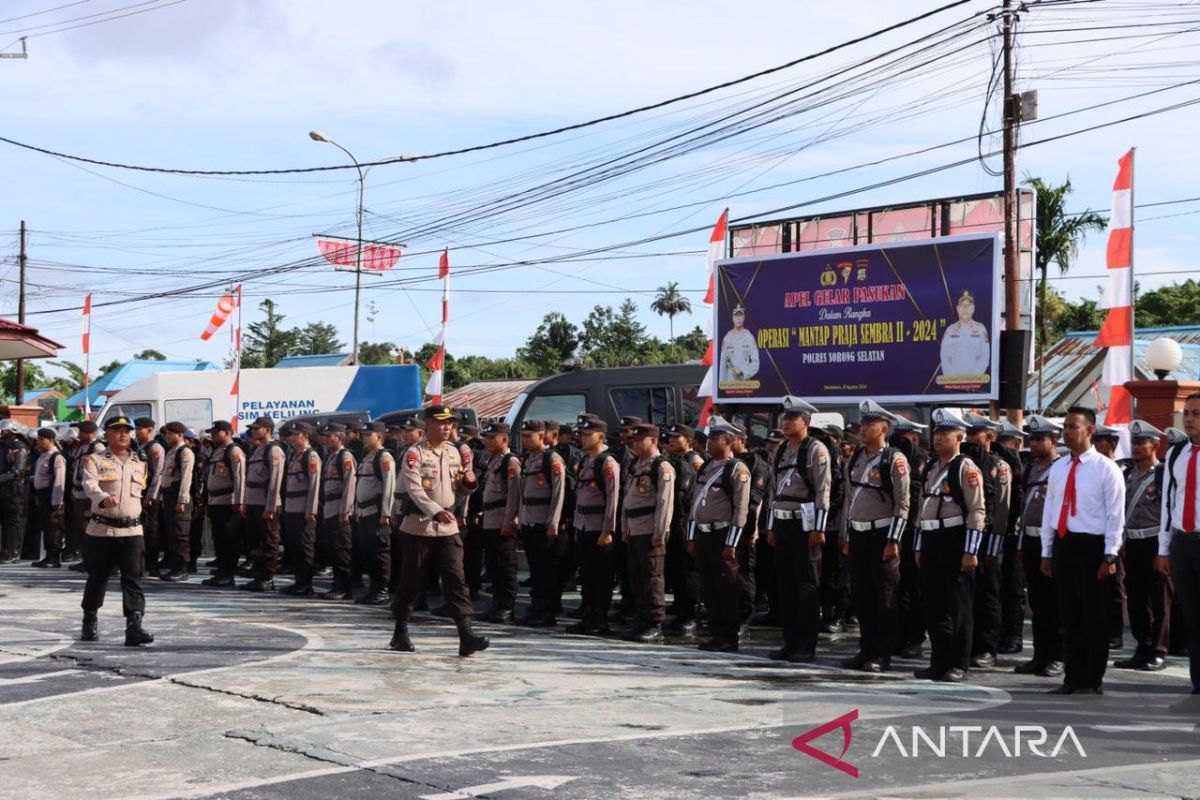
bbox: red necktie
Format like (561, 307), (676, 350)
(1183, 444), (1200, 532)
(1056, 456), (1081, 538)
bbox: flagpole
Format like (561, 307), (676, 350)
(82, 293), (91, 421)
(1128, 147), (1136, 418)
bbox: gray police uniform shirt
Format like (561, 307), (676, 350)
(72, 441), (105, 501)
(574, 449), (619, 533)
(161, 444), (195, 505)
(622, 455), (675, 542)
(33, 448), (67, 507)
(991, 457), (1012, 539)
(283, 447), (321, 515)
(842, 445), (911, 542)
(82, 449), (146, 538)
(916, 455), (987, 555)
(244, 442), (285, 510)
(355, 447), (395, 520)
(321, 446), (356, 520)
(143, 440), (166, 501)
(766, 437), (832, 532)
(398, 441), (475, 537)
(1019, 457), (1058, 547)
(205, 443), (246, 507)
(1125, 462), (1162, 538)
(688, 456), (752, 547)
(518, 449), (565, 530)
(481, 450), (521, 531)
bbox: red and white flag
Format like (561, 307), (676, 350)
(229, 286), (243, 430)
(316, 237), (402, 272)
(425, 250), (450, 404)
(1094, 149), (1134, 424)
(81, 293), (92, 419)
(697, 209), (728, 427)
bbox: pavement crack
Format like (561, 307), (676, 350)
(167, 677), (326, 715)
(1083, 776), (1190, 799)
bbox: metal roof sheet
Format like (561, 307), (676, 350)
(441, 380), (537, 421)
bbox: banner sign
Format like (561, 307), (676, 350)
(714, 232), (1000, 403)
(316, 237), (402, 272)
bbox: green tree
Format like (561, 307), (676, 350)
(242, 299), (299, 368)
(294, 322), (345, 355)
(1027, 176), (1107, 408)
(0, 361), (47, 404)
(518, 312), (580, 374)
(358, 341), (398, 365)
(97, 359), (123, 376)
(650, 281), (693, 361)
(581, 300), (650, 367)
(47, 360), (89, 395)
(1135, 279), (1200, 328)
(133, 349), (166, 360)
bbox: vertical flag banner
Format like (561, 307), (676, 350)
(1095, 149), (1134, 424)
(697, 209), (728, 428)
(229, 285), (243, 431)
(425, 250), (450, 405)
(201, 290), (236, 341)
(81, 293), (92, 419)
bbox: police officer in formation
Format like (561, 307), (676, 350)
(318, 423), (357, 600)
(200, 420), (245, 587)
(31, 428), (67, 568)
(570, 416), (619, 635)
(478, 422), (521, 623)
(1015, 414), (1064, 678)
(516, 419), (566, 627)
(1119, 420), (1169, 671)
(355, 420), (396, 605)
(620, 423), (675, 643)
(0, 420), (29, 562)
(242, 416), (285, 592)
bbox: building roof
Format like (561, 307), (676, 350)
(441, 379), (537, 421)
(0, 318), (65, 360)
(24, 388), (64, 402)
(65, 359), (219, 408)
(1028, 325), (1200, 416)
(274, 353), (352, 368)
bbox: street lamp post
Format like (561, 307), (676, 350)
(310, 130), (365, 366)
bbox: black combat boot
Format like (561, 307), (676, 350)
(456, 617), (489, 657)
(389, 620), (415, 652)
(124, 612), (154, 647)
(80, 611), (98, 642)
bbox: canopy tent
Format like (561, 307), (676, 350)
(0, 318), (63, 360)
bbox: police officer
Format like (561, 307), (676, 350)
(280, 422), (321, 595)
(318, 423), (357, 601)
(388, 416), (424, 597)
(31, 428), (67, 568)
(548, 422), (583, 609)
(569, 416), (619, 636)
(662, 423), (704, 633)
(964, 412), (1011, 668)
(66, 420), (104, 568)
(621, 423), (674, 643)
(611, 416), (641, 621)
(1158, 391), (1200, 694)
(890, 417), (929, 659)
(0, 420), (30, 563)
(1116, 420), (1170, 671)
(995, 421), (1027, 655)
(355, 421), (396, 605)
(200, 420), (245, 588)
(1093, 425), (1121, 461)
(841, 400), (911, 673)
(241, 416), (285, 593)
(517, 419), (566, 627)
(819, 424), (850, 634)
(155, 421), (195, 582)
(688, 416), (752, 652)
(730, 428), (768, 635)
(1014, 414), (1065, 678)
(765, 396), (831, 663)
(389, 405), (486, 657)
(478, 423), (521, 623)
(913, 409), (987, 683)
(460, 423), (488, 599)
(79, 416), (154, 647)
(135, 418), (166, 574)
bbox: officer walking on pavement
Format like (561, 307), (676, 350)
(31, 428), (67, 568)
(570, 416), (619, 635)
(841, 400), (911, 673)
(355, 421), (396, 605)
(200, 420), (245, 587)
(620, 423), (675, 643)
(318, 423), (357, 601)
(1116, 420), (1170, 671)
(157, 421), (195, 582)
(478, 423), (521, 623)
(913, 409), (986, 683)
(765, 396), (831, 663)
(241, 416), (285, 593)
(688, 416), (752, 653)
(388, 405), (486, 657)
(79, 416), (154, 647)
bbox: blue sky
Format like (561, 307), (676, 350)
(1, 0), (1197, 380)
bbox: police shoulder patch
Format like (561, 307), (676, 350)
(507, 461), (520, 478)
(406, 451), (420, 467)
(551, 459), (564, 476)
(966, 469), (981, 489)
(893, 453), (908, 476)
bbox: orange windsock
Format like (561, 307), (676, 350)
(200, 292), (236, 341)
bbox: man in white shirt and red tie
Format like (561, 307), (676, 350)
(1039, 406), (1126, 695)
(1158, 391), (1200, 695)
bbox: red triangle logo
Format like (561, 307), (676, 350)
(792, 709), (859, 778)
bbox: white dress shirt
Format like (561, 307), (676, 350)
(1159, 439), (1200, 556)
(1039, 446), (1126, 558)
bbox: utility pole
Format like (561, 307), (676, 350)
(0, 37), (27, 60)
(1001, 0), (1023, 425)
(15, 221), (27, 404)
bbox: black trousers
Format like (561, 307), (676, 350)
(282, 511), (317, 585)
(920, 527), (975, 674)
(613, 531), (632, 611)
(188, 503), (206, 567)
(626, 535), (666, 628)
(848, 528), (901, 660)
(245, 505), (280, 582)
(389, 523), (404, 593)
(141, 497), (162, 570)
(208, 504), (241, 576)
(67, 496), (90, 556)
(557, 523), (578, 593)
(774, 519), (822, 655)
(463, 518), (485, 594)
(756, 532), (777, 613)
(22, 486), (42, 559)
(1170, 532), (1200, 691)
(664, 518), (700, 618)
(325, 515), (354, 591)
(1110, 549), (1127, 643)
(1022, 532), (1062, 666)
(696, 530), (741, 643)
(820, 516), (851, 619)
(0, 487), (21, 557)
(1000, 533), (1027, 646)
(36, 489), (62, 557)
(520, 524), (564, 618)
(355, 513), (390, 592)
(1054, 532), (1113, 691)
(737, 512), (758, 623)
(1125, 536), (1171, 658)
(972, 544), (1003, 657)
(81, 534), (146, 617)
(896, 528), (926, 650)
(160, 490), (192, 571)
(391, 533), (473, 622)
(576, 529), (615, 622)
(483, 528), (518, 611)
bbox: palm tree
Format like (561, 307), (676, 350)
(651, 282), (693, 361)
(1026, 176), (1108, 410)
